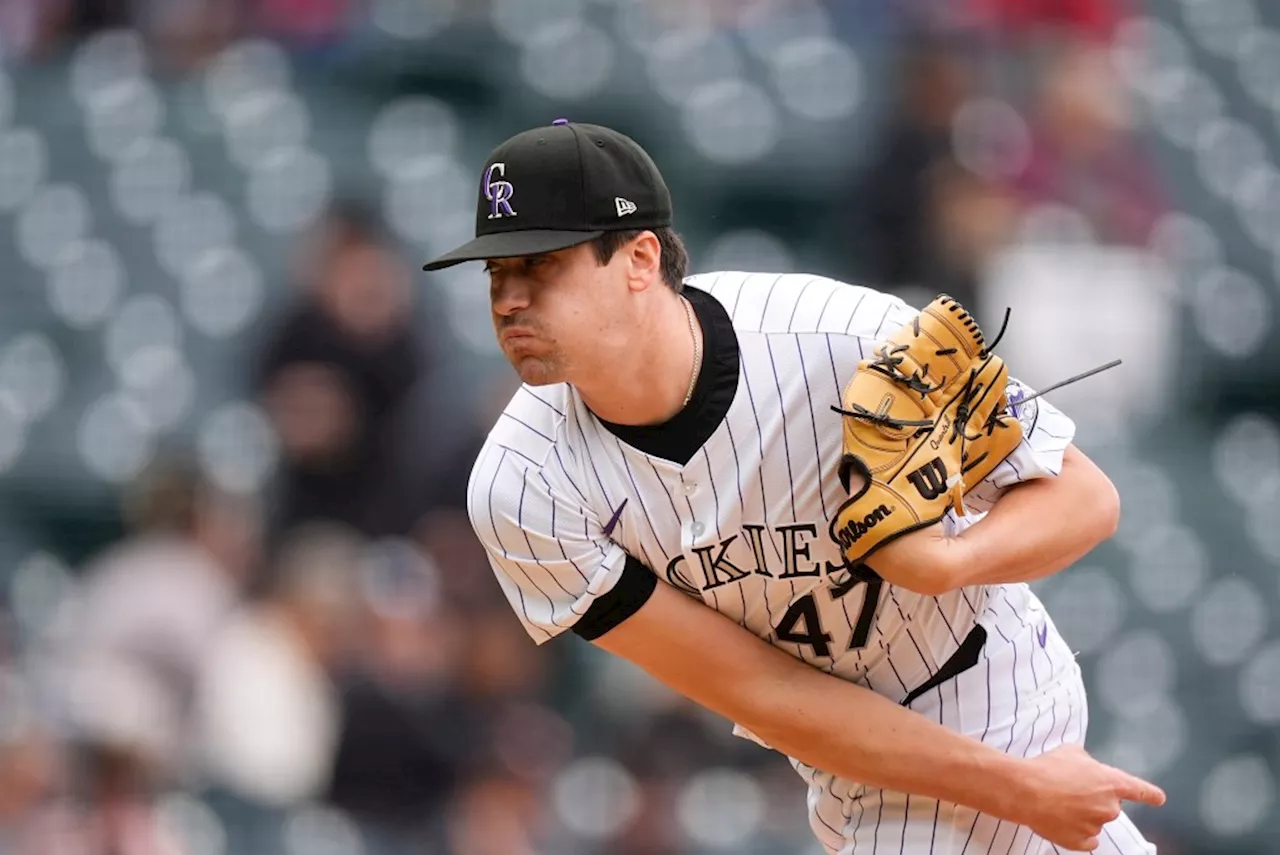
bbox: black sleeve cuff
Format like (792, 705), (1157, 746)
(571, 554), (658, 642)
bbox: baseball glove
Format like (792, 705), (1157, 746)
(828, 295), (1024, 569)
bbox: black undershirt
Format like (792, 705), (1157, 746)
(571, 286), (739, 641)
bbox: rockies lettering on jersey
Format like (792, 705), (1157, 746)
(467, 271), (1154, 855)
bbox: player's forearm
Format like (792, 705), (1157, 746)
(950, 445), (1119, 587)
(594, 582), (1036, 824)
(750, 647), (1033, 821)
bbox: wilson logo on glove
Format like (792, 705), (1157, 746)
(834, 504), (894, 550)
(906, 458), (949, 501)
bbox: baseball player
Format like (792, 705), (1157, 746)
(422, 120), (1165, 853)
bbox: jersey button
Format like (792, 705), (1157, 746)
(690, 521), (705, 537)
(683, 482), (698, 496)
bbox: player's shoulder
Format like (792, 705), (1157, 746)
(466, 383), (567, 521)
(685, 270), (915, 339)
(471, 383), (570, 478)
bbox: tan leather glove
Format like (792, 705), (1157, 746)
(829, 295), (1024, 568)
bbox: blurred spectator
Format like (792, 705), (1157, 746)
(192, 521), (363, 809)
(68, 741), (192, 855)
(445, 767), (544, 855)
(927, 157), (1019, 312)
(254, 200), (430, 553)
(324, 538), (472, 852)
(0, 661), (191, 855)
(853, 33), (996, 311)
(1010, 40), (1167, 246)
(43, 455), (257, 785)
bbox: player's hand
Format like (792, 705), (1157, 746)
(1015, 744), (1166, 851)
(863, 521), (969, 596)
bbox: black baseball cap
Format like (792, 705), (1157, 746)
(422, 119), (673, 271)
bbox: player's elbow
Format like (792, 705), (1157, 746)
(1093, 474), (1122, 541)
(1065, 445), (1121, 544)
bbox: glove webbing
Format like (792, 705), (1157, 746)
(831, 304), (1123, 503)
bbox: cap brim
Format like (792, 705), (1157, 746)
(422, 229), (604, 272)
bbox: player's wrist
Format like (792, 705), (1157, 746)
(975, 755), (1041, 826)
(862, 523), (970, 596)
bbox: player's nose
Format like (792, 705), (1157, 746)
(490, 275), (532, 316)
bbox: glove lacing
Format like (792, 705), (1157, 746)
(831, 304), (1123, 495)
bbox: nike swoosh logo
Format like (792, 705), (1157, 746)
(602, 498), (628, 537)
(1037, 623), (1048, 648)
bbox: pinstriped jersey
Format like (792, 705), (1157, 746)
(466, 271), (1075, 713)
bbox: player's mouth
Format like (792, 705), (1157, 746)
(500, 327), (536, 343)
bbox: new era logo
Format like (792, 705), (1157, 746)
(615, 197), (637, 217)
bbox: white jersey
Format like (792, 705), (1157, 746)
(467, 271), (1156, 855)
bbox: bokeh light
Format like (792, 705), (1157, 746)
(246, 147), (333, 234)
(120, 345), (196, 433)
(282, 805), (364, 855)
(368, 97), (459, 179)
(371, 0), (458, 40)
(222, 89), (312, 170)
(180, 247), (265, 338)
(77, 392), (154, 483)
(551, 756), (642, 840)
(0, 128), (46, 212)
(47, 239), (125, 329)
(84, 77), (165, 162)
(520, 20), (615, 102)
(1191, 267), (1272, 358)
(1200, 754), (1274, 837)
(110, 136), (192, 225)
(645, 29), (744, 108)
(682, 79), (780, 165)
(16, 184), (93, 270)
(1039, 567), (1128, 656)
(10, 551), (75, 639)
(203, 39), (293, 119)
(1096, 630), (1177, 717)
(1126, 523), (1208, 614)
(0, 394), (26, 475)
(153, 192), (237, 278)
(196, 402), (279, 494)
(769, 36), (862, 122)
(1100, 701), (1188, 779)
(0, 332), (65, 424)
(1191, 576), (1268, 666)
(69, 29), (148, 108)
(1212, 413), (1280, 507)
(104, 294), (183, 380)
(491, 0), (585, 47)
(1239, 640), (1280, 724)
(157, 793), (228, 855)
(676, 768), (765, 849)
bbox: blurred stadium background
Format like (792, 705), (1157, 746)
(0, 0), (1276, 853)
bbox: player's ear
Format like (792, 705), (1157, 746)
(624, 230), (662, 293)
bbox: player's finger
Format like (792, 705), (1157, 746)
(1080, 836), (1100, 851)
(1111, 770), (1167, 807)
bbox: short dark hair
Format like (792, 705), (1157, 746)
(590, 227), (689, 292)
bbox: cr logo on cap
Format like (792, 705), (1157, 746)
(484, 162), (516, 219)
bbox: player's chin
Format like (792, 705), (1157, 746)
(510, 355), (561, 386)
